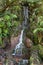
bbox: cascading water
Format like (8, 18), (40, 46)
(12, 5), (29, 65)
(15, 29), (24, 49)
(12, 6), (28, 56)
(23, 6), (28, 28)
(12, 29), (24, 56)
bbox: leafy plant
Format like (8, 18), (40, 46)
(38, 44), (43, 58)
(0, 11), (20, 47)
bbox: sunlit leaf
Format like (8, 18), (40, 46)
(7, 21), (12, 27)
(11, 14), (17, 19)
(0, 21), (5, 27)
(4, 15), (10, 20)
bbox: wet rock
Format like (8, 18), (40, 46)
(11, 35), (20, 49)
(25, 37), (33, 48)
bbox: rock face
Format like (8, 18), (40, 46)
(11, 35), (20, 49)
(25, 37), (33, 48)
(11, 35), (32, 50)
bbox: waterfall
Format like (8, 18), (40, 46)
(12, 29), (24, 55)
(23, 6), (28, 28)
(12, 6), (28, 56)
(15, 30), (24, 49)
(12, 5), (29, 65)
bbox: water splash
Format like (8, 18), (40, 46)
(12, 29), (24, 55)
(15, 29), (24, 49)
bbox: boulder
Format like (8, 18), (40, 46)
(11, 35), (20, 49)
(25, 37), (33, 48)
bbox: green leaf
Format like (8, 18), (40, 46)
(0, 28), (2, 34)
(0, 37), (2, 45)
(7, 21), (12, 27)
(4, 15), (10, 20)
(0, 28), (2, 37)
(3, 29), (9, 36)
(33, 28), (43, 34)
(0, 21), (5, 27)
(40, 21), (43, 27)
(14, 21), (19, 27)
(11, 14), (17, 19)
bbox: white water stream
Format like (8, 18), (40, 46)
(12, 6), (28, 56)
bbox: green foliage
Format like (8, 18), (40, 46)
(24, 0), (43, 47)
(0, 7), (21, 46)
(11, 14), (17, 19)
(33, 15), (43, 43)
(0, 21), (5, 28)
(40, 21), (43, 27)
(38, 44), (43, 58)
(33, 28), (43, 34)
(4, 15), (10, 21)
(21, 0), (41, 3)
